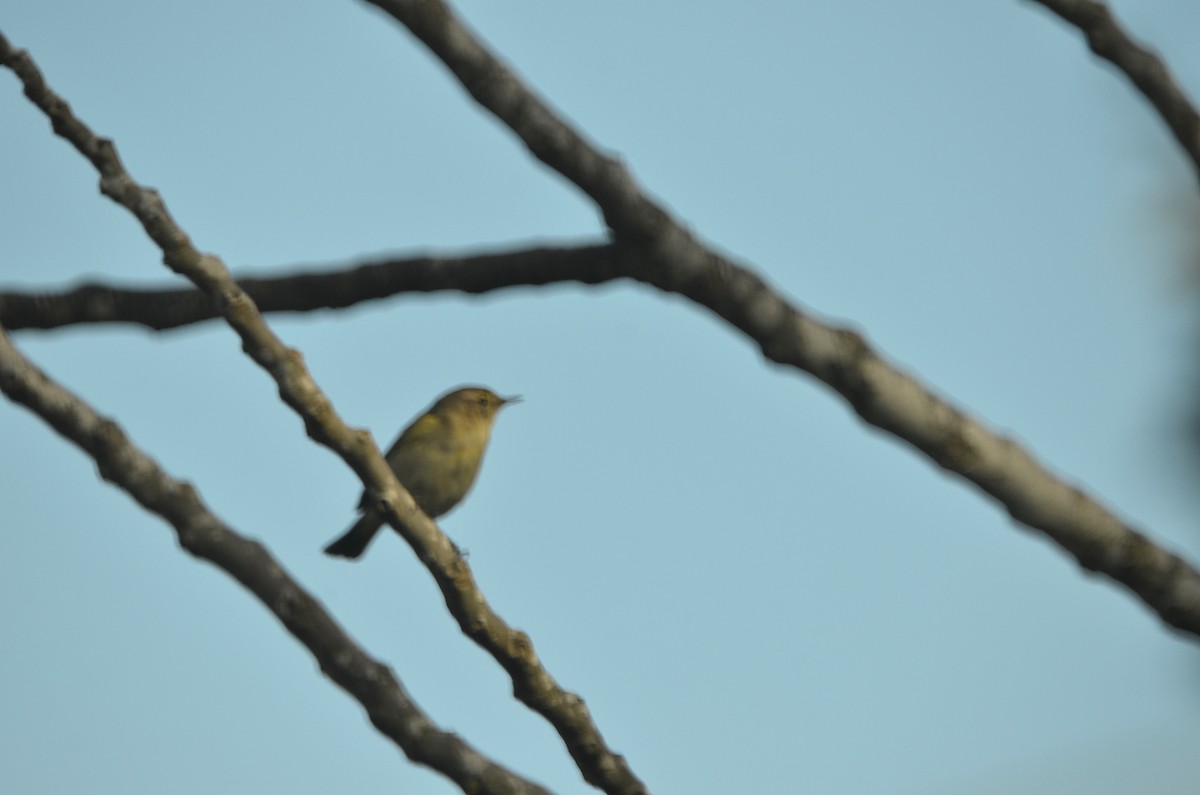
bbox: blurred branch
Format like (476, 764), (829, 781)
(0, 328), (551, 795)
(0, 244), (628, 331)
(0, 31), (644, 795)
(362, 1), (1200, 636)
(1027, 0), (1200, 182)
(7, 3), (1200, 790)
(4, 6), (1200, 645)
(363, 0), (669, 243)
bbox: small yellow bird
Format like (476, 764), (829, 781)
(323, 386), (519, 559)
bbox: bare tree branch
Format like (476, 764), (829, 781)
(0, 327), (552, 795)
(6, 1), (1200, 789)
(362, 0), (668, 243)
(1026, 0), (1200, 180)
(360, 0), (1200, 637)
(0, 31), (645, 795)
(0, 243), (626, 331)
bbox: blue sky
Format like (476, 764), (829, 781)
(3, 1), (1200, 793)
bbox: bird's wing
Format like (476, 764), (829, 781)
(385, 411), (445, 459)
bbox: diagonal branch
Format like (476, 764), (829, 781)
(1026, 0), (1200, 182)
(362, 0), (669, 243)
(0, 327), (552, 795)
(0, 31), (644, 795)
(362, 1), (1200, 637)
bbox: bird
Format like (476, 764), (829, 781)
(323, 385), (518, 559)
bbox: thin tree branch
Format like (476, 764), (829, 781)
(7, 6), (1200, 793)
(360, 1), (1200, 637)
(0, 244), (627, 331)
(0, 31), (643, 795)
(0, 327), (552, 795)
(1026, 0), (1200, 181)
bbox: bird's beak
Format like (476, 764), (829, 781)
(500, 395), (522, 407)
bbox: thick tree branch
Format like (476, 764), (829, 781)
(6, 5), (1200, 645)
(360, 1), (1200, 637)
(7, 4), (1200, 790)
(363, 0), (669, 243)
(0, 244), (627, 331)
(0, 327), (551, 795)
(1027, 0), (1200, 181)
(0, 32), (642, 795)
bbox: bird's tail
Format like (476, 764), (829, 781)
(323, 513), (384, 559)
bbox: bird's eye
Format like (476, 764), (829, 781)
(478, 396), (489, 407)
